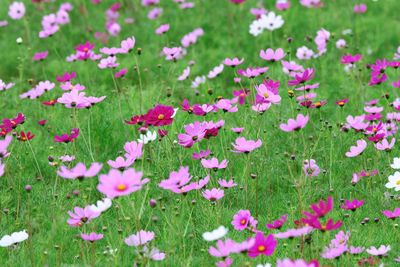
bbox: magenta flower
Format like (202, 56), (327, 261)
(57, 162), (103, 180)
(97, 168), (149, 199)
(125, 230), (154, 247)
(382, 208), (400, 219)
(308, 218), (342, 232)
(115, 68), (128, 78)
(223, 57), (244, 67)
(280, 114), (309, 132)
(56, 72), (76, 83)
(247, 232), (277, 258)
(33, 51), (49, 61)
(192, 150), (211, 160)
(341, 199), (364, 211)
(203, 188), (224, 201)
(8, 2), (25, 20)
(305, 196), (333, 218)
(266, 214), (287, 229)
(54, 128), (80, 143)
(288, 68), (315, 86)
(201, 158), (228, 170)
(67, 206), (100, 227)
(145, 104), (175, 126)
(231, 137), (262, 153)
(345, 139), (367, 157)
(260, 48), (285, 62)
(341, 54), (362, 64)
(303, 159), (320, 177)
(231, 210), (257, 231)
(81, 232), (104, 242)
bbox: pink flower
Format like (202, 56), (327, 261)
(305, 196), (333, 218)
(98, 56), (119, 69)
(303, 159), (320, 177)
(124, 141), (143, 160)
(8, 2), (25, 20)
(148, 7), (163, 19)
(308, 218), (342, 231)
(273, 226), (313, 239)
(178, 121), (206, 148)
(223, 57), (244, 67)
(341, 54), (362, 64)
(345, 139), (367, 157)
(107, 156), (135, 170)
(159, 166), (209, 194)
(247, 231), (277, 258)
(280, 114), (309, 132)
(57, 90), (91, 108)
(260, 48), (285, 62)
(216, 258), (233, 267)
(67, 206), (100, 227)
(218, 179), (237, 188)
(97, 168), (149, 199)
(231, 137), (262, 153)
(201, 158), (228, 170)
(231, 210), (257, 231)
(178, 67), (190, 81)
(277, 259), (319, 267)
(341, 199), (364, 211)
(255, 84), (281, 104)
(57, 162), (103, 180)
(266, 214), (287, 229)
(33, 51), (49, 61)
(0, 135), (12, 158)
(374, 138), (395, 151)
(321, 244), (347, 259)
(208, 64), (224, 79)
(120, 36), (135, 53)
(202, 188), (224, 201)
(155, 24), (170, 35)
(237, 67), (268, 78)
(163, 47), (183, 61)
(354, 3), (367, 14)
(115, 68), (128, 78)
(125, 230), (154, 246)
(81, 232), (104, 242)
(366, 245), (391, 256)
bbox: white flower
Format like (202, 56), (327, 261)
(171, 108), (179, 118)
(385, 171), (400, 191)
(89, 198), (112, 213)
(342, 29), (352, 35)
(256, 264), (272, 267)
(138, 131), (157, 144)
(202, 226), (228, 241)
(296, 46), (314, 60)
(259, 12), (284, 31)
(249, 19), (265, 36)
(191, 76), (206, 88)
(16, 37), (23, 44)
(391, 157), (400, 169)
(0, 230), (29, 247)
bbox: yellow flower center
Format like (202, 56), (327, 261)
(263, 93), (269, 98)
(321, 225), (327, 231)
(258, 245), (266, 252)
(240, 219), (246, 225)
(116, 184), (127, 191)
(396, 180), (400, 185)
(158, 114), (165, 120)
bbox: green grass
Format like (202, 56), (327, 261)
(1, 0), (400, 266)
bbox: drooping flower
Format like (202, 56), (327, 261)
(81, 232), (104, 242)
(266, 214), (287, 230)
(203, 188), (225, 201)
(303, 159), (320, 177)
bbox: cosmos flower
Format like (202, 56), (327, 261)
(303, 159), (320, 177)
(231, 137), (262, 153)
(201, 158), (228, 170)
(288, 68), (315, 86)
(202, 226), (228, 241)
(57, 162), (103, 180)
(89, 198), (112, 214)
(125, 230), (154, 247)
(341, 199), (364, 211)
(224, 57), (244, 67)
(260, 48), (285, 62)
(280, 114), (309, 132)
(231, 210), (258, 231)
(203, 188), (225, 201)
(0, 230), (28, 247)
(67, 206), (100, 227)
(382, 208), (400, 219)
(276, 259), (318, 267)
(8, 2), (25, 20)
(266, 214), (287, 229)
(345, 139), (367, 157)
(138, 130), (157, 144)
(145, 104), (175, 126)
(81, 232), (104, 242)
(247, 232), (277, 258)
(218, 179), (237, 188)
(97, 168), (149, 199)
(366, 245), (391, 256)
(54, 128), (80, 143)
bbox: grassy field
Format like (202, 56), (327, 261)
(1, 0), (400, 266)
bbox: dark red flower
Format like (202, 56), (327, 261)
(145, 105), (175, 126)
